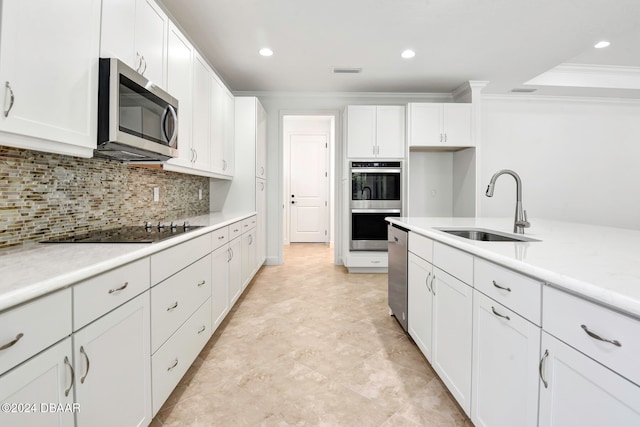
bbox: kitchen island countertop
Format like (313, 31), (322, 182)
(0, 211), (255, 313)
(388, 217), (640, 318)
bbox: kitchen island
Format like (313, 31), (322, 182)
(388, 216), (640, 427)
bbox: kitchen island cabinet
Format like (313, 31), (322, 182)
(0, 0), (101, 158)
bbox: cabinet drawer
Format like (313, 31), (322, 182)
(74, 257), (150, 330)
(151, 298), (212, 415)
(0, 288), (72, 376)
(151, 233), (212, 284)
(543, 286), (640, 385)
(211, 226), (229, 251)
(228, 221), (243, 240)
(433, 242), (473, 285)
(151, 255), (212, 352)
(474, 258), (542, 325)
(409, 232), (433, 263)
(241, 215), (257, 232)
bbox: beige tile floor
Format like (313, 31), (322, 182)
(152, 243), (472, 427)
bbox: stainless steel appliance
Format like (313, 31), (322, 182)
(388, 223), (408, 332)
(97, 58), (179, 162)
(350, 161), (402, 251)
(44, 222), (201, 243)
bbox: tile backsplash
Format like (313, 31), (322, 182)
(0, 146), (210, 248)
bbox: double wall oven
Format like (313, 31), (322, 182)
(350, 161), (402, 251)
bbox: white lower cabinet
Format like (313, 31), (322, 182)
(74, 291), (152, 427)
(407, 252), (433, 362)
(472, 290), (541, 427)
(538, 331), (640, 426)
(241, 228), (257, 289)
(0, 338), (74, 427)
(431, 267), (473, 415)
(228, 236), (242, 305)
(152, 298), (212, 415)
(211, 244), (230, 330)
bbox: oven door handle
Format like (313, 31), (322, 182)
(351, 209), (401, 214)
(351, 168), (401, 174)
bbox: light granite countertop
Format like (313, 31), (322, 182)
(0, 211), (255, 313)
(387, 217), (640, 319)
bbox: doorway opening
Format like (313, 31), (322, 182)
(282, 115), (335, 249)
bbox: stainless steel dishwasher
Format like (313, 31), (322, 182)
(387, 223), (408, 332)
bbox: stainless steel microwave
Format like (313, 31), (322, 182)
(96, 58), (179, 162)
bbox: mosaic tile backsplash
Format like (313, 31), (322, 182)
(0, 146), (210, 248)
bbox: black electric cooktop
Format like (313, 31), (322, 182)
(44, 224), (203, 244)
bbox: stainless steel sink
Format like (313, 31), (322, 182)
(436, 228), (540, 242)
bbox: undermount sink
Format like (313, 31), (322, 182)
(436, 228), (540, 243)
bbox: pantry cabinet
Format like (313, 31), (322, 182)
(0, 0), (101, 158)
(0, 338), (75, 427)
(346, 105), (405, 158)
(408, 103), (472, 147)
(74, 292), (152, 427)
(101, 0), (168, 87)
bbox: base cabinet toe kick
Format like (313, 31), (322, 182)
(405, 230), (640, 427)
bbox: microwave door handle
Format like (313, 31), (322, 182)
(161, 107), (170, 143)
(163, 105), (178, 148)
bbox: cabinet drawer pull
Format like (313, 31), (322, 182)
(64, 356), (75, 397)
(80, 346), (90, 384)
(218, 235), (225, 240)
(197, 280), (206, 287)
(198, 325), (206, 334)
(167, 302), (179, 312)
(4, 81), (15, 118)
(108, 282), (128, 294)
(167, 358), (179, 371)
(539, 349), (549, 389)
(492, 280), (511, 292)
(425, 272), (432, 292)
(580, 324), (622, 347)
(491, 306), (511, 321)
(0, 333), (24, 351)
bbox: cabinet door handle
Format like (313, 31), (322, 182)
(425, 272), (432, 292)
(539, 349), (549, 389)
(580, 324), (622, 347)
(492, 280), (511, 292)
(4, 81), (15, 118)
(167, 358), (179, 371)
(260, 166), (265, 176)
(491, 306), (511, 321)
(249, 235), (253, 245)
(260, 182), (264, 191)
(141, 56), (147, 75)
(197, 325), (206, 334)
(223, 159), (227, 171)
(227, 248), (232, 262)
(0, 333), (23, 351)
(444, 133), (447, 143)
(440, 133), (443, 143)
(80, 346), (90, 384)
(197, 280), (206, 287)
(108, 282), (128, 294)
(135, 52), (142, 72)
(167, 301), (179, 312)
(431, 275), (436, 295)
(64, 356), (75, 397)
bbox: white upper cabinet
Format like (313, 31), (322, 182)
(0, 0), (101, 158)
(191, 53), (212, 172)
(408, 103), (472, 147)
(347, 105), (405, 158)
(165, 22), (194, 169)
(210, 74), (234, 177)
(100, 0), (168, 88)
(256, 101), (267, 178)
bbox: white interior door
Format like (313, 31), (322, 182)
(290, 134), (328, 242)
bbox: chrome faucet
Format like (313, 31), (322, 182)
(485, 169), (531, 234)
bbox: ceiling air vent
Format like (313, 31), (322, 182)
(332, 67), (362, 74)
(511, 88), (537, 93)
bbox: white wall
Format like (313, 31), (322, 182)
(480, 96), (640, 230)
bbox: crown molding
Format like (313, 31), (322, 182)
(482, 93), (640, 105)
(232, 90), (453, 102)
(525, 63), (640, 90)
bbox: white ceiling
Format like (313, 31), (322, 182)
(160, 0), (640, 96)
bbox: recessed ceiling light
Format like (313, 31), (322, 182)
(594, 41), (610, 49)
(401, 49), (416, 59)
(259, 48), (273, 57)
